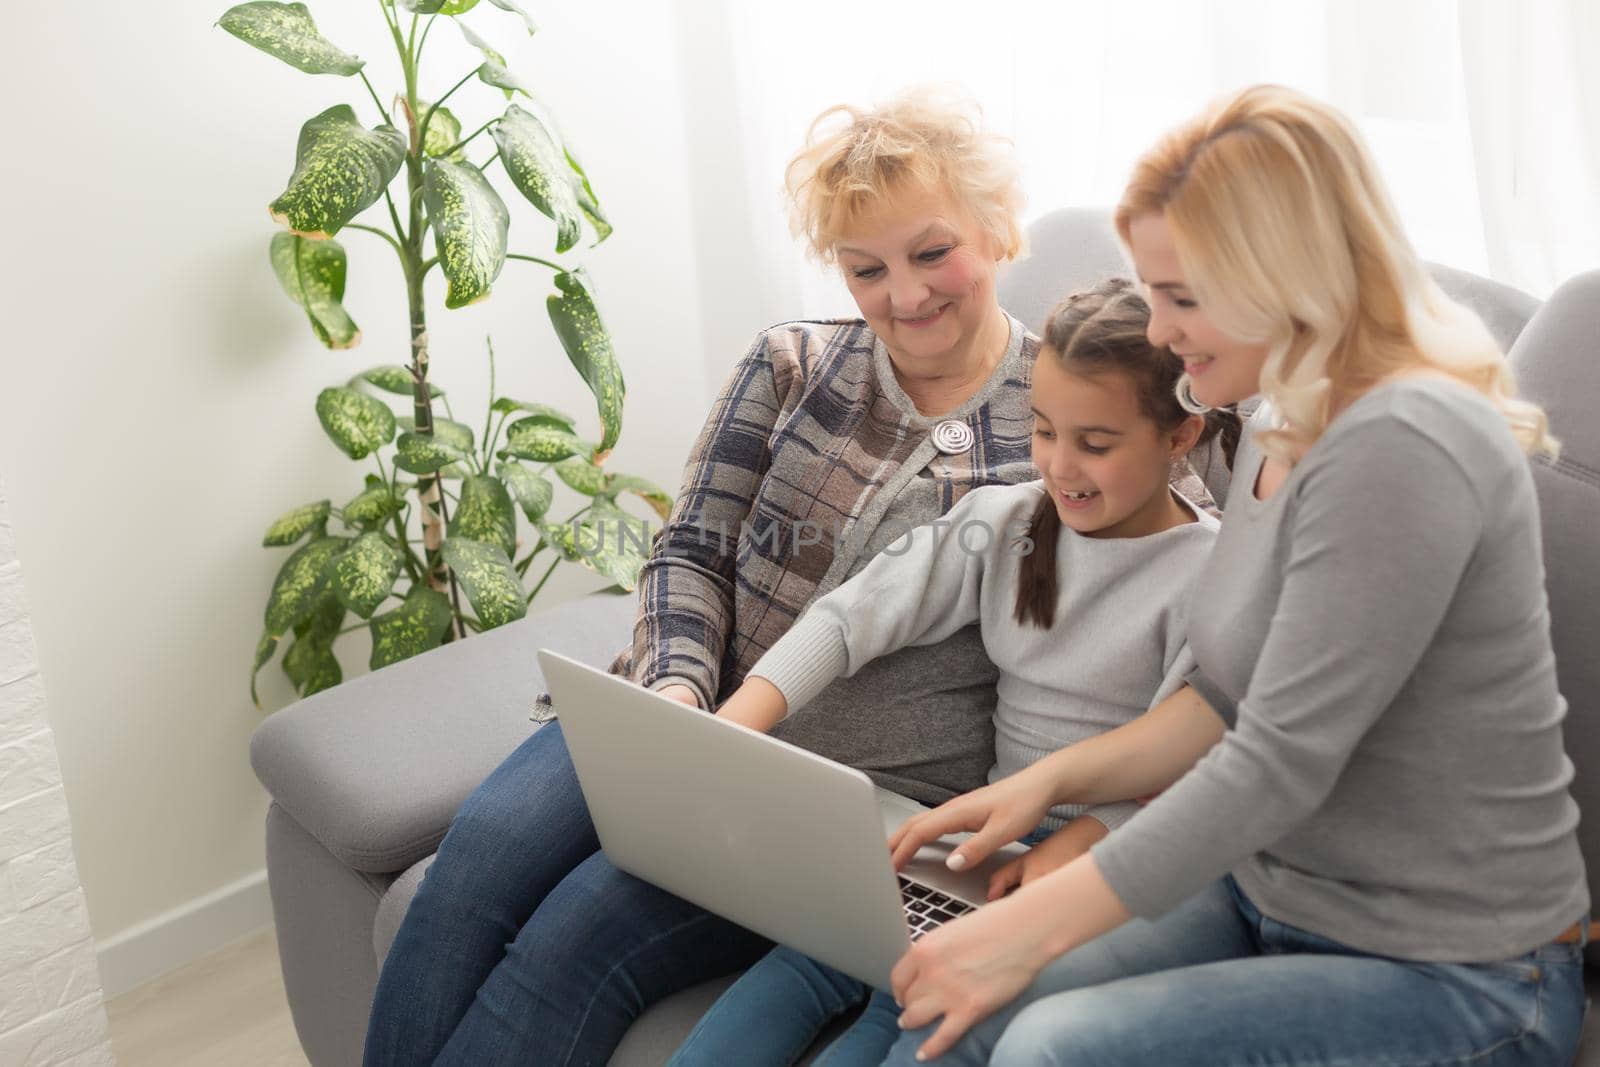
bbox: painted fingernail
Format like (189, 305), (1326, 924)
(946, 852), (967, 871)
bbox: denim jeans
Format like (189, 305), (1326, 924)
(668, 826), (1060, 1067)
(886, 877), (1588, 1066)
(362, 722), (773, 1067)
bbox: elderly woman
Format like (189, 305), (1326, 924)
(365, 90), (1204, 1067)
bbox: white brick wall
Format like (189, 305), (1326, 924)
(0, 479), (115, 1066)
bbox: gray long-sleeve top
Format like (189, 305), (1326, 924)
(751, 480), (1219, 833)
(1092, 378), (1589, 961)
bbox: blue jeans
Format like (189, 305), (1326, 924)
(668, 825), (1060, 1067)
(667, 946), (901, 1067)
(886, 877), (1588, 1066)
(362, 722), (772, 1067)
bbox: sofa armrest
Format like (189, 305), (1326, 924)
(250, 591), (637, 874)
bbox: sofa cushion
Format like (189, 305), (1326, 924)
(251, 592), (637, 873)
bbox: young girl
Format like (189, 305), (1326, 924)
(666, 278), (1238, 1067)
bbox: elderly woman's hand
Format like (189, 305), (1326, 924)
(891, 854), (1133, 1061)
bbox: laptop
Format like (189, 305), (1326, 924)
(537, 649), (1025, 990)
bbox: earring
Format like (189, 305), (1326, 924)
(1176, 375), (1211, 415)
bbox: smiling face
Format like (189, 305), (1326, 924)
(834, 189), (1006, 375)
(1126, 212), (1271, 409)
(1030, 350), (1199, 540)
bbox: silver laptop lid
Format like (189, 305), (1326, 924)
(539, 649), (926, 988)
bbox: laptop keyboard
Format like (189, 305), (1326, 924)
(899, 875), (977, 941)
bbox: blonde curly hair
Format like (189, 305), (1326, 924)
(785, 86), (1025, 264)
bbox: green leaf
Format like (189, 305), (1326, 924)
(283, 591), (344, 695)
(343, 483), (405, 526)
(263, 535), (349, 638)
(394, 431), (468, 474)
(602, 474), (673, 520)
(490, 398), (576, 429)
(439, 0), (481, 11)
(548, 269), (624, 453)
(420, 102), (464, 160)
(218, 2), (364, 76)
(269, 105), (407, 238)
(442, 538), (527, 627)
(543, 515), (647, 591)
(497, 460), (554, 521)
(353, 364), (443, 397)
(485, 0), (538, 33)
(394, 0), (448, 11)
(263, 499), (331, 546)
(424, 158), (509, 308)
(590, 496), (653, 552)
(250, 632), (278, 707)
(397, 416), (474, 452)
(553, 455), (607, 496)
(369, 587), (453, 669)
(501, 419), (587, 462)
(269, 234), (360, 348)
(330, 531), (404, 618)
(449, 475), (517, 558)
(459, 24), (533, 100)
(315, 386), (397, 459)
(492, 104), (582, 253)
(565, 147), (612, 244)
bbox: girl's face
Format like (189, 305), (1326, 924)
(1126, 212), (1271, 409)
(1031, 352), (1200, 540)
(835, 189), (1004, 372)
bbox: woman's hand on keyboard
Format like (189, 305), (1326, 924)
(986, 815), (1109, 900)
(888, 768), (1056, 874)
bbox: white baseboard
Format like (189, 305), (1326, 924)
(95, 868), (274, 998)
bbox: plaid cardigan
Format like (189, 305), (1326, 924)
(613, 316), (1047, 710)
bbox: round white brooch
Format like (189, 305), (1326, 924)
(932, 420), (975, 455)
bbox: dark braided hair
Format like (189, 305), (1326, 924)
(1014, 278), (1241, 629)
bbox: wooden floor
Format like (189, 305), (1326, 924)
(105, 927), (310, 1067)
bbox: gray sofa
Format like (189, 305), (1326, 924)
(251, 209), (1600, 1066)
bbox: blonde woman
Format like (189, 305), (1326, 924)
(367, 90), (1220, 1067)
(881, 84), (1588, 1067)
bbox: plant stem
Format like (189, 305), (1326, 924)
(485, 409), (512, 466)
(420, 69), (477, 150)
(478, 150), (501, 174)
(441, 119), (497, 159)
(526, 557), (561, 604)
(345, 223), (405, 260)
(420, 256), (440, 275)
(507, 252), (565, 272)
(416, 14), (438, 66)
(358, 70), (394, 126)
(376, 453), (422, 584)
(481, 337), (498, 469)
(384, 188), (408, 245)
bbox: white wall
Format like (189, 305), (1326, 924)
(0, 479), (116, 1065)
(0, 0), (710, 986)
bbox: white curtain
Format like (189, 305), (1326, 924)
(693, 0), (1595, 330)
(1458, 0), (1600, 297)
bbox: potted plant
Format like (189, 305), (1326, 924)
(220, 0), (667, 704)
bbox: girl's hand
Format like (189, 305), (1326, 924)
(888, 769), (1057, 874)
(712, 676), (788, 733)
(654, 684), (701, 708)
(986, 816), (1108, 900)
